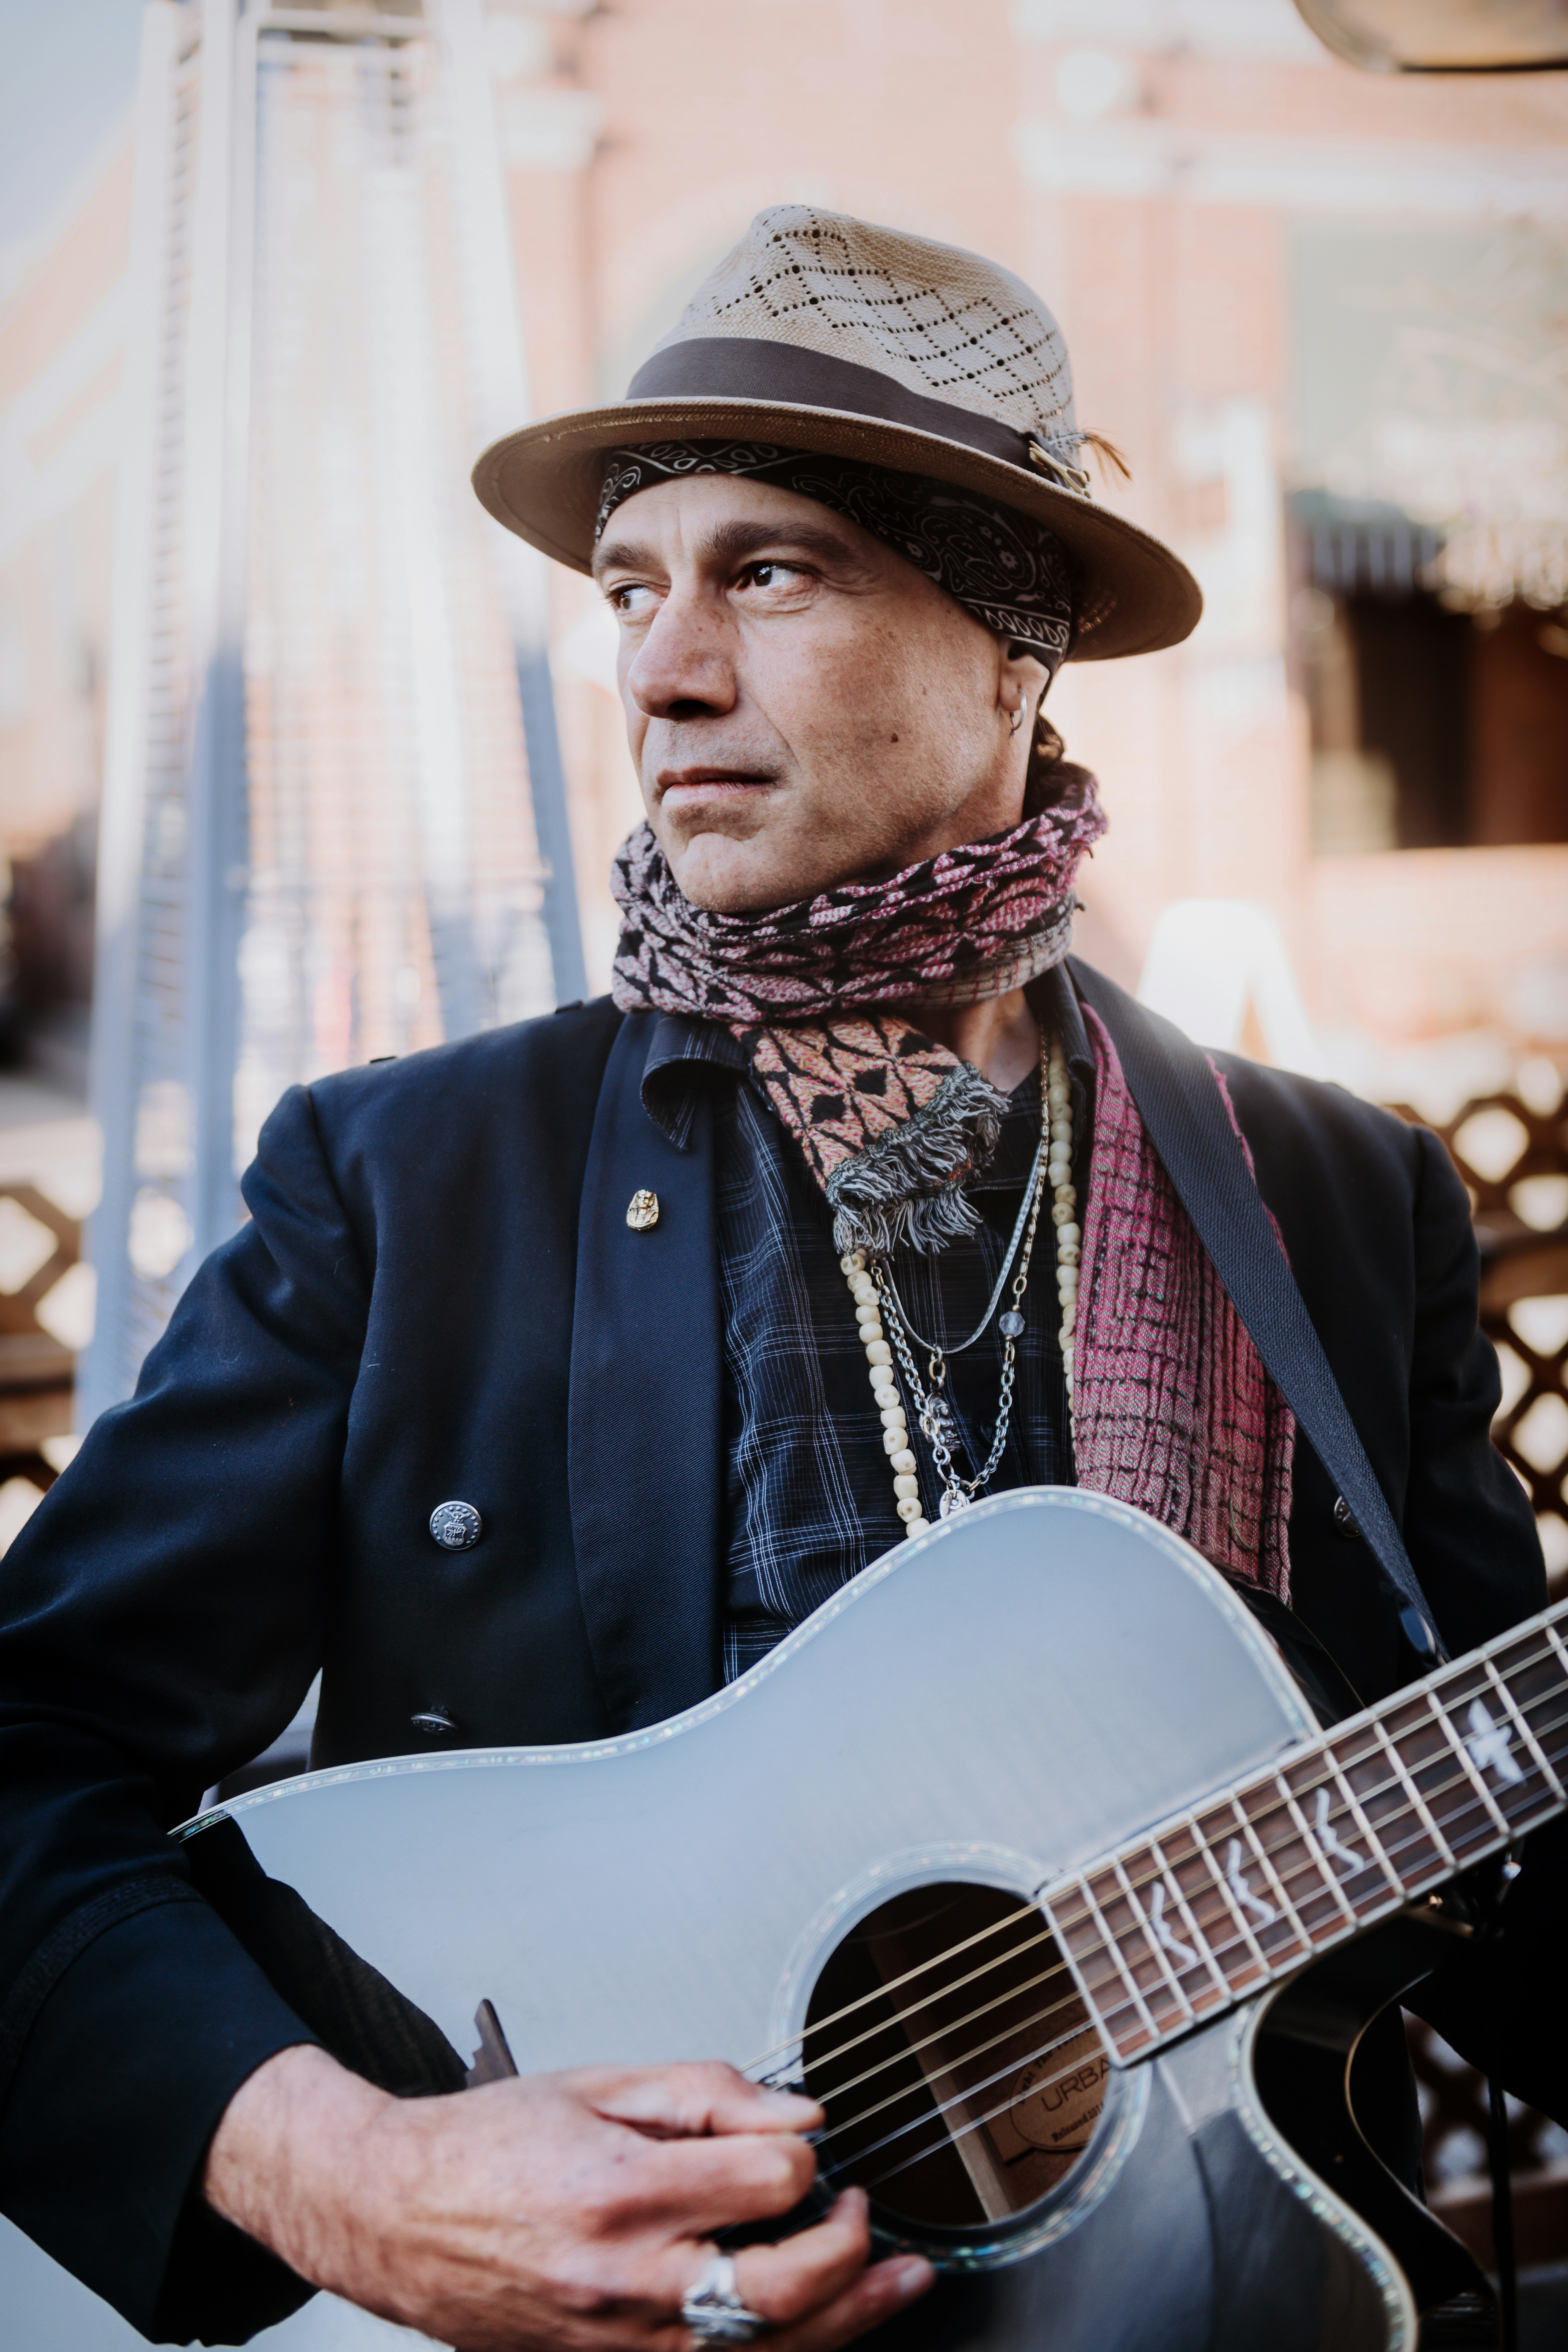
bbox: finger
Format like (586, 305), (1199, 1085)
(583, 2062), (822, 2140)
(619, 2127), (819, 2233)
(769, 2253), (935, 2352)
(651, 2187), (870, 2327)
(728, 2187), (872, 2326)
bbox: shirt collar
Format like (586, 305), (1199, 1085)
(640, 1012), (748, 1149)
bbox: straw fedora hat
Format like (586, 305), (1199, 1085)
(473, 207), (1201, 662)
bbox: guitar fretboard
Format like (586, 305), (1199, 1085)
(1040, 1597), (1568, 2063)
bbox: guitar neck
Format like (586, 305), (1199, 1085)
(1041, 1594), (1568, 2064)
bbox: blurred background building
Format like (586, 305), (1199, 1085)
(1, 0), (1566, 1560)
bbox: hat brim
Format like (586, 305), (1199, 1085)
(472, 397), (1201, 662)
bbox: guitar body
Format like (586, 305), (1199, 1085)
(2, 1490), (1488, 2348)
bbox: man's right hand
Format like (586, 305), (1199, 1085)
(204, 2042), (934, 2351)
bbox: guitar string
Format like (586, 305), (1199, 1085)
(777, 1928), (1060, 2088)
(810, 1988), (1088, 2155)
(745, 1900), (1048, 2079)
(791, 1709), (1568, 2134)
(857, 2038), (1112, 2199)
(803, 1725), (1511, 2161)
(1055, 1681), (1568, 1946)
(821, 1686), (1567, 2197)
(814, 2012), (1101, 2191)
(744, 1650), (1565, 2090)
(790, 1692), (1568, 2155)
(795, 1765), (1441, 2154)
(1043, 1693), (1568, 2026)
(809, 1980), (1081, 2145)
(1035, 1670), (1568, 1957)
(777, 1695), (1568, 2180)
(1046, 1698), (1568, 2004)
(833, 1703), (1568, 2194)
(753, 1675), (1567, 2102)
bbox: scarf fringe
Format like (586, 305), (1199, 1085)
(825, 1062), (1009, 1257)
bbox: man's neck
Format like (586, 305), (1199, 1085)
(899, 989), (1039, 1092)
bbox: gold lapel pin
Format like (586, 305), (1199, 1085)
(626, 1189), (660, 1231)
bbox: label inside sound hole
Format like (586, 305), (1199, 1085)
(997, 2046), (1108, 2163)
(803, 1880), (1109, 2231)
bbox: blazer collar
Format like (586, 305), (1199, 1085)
(567, 1012), (726, 1730)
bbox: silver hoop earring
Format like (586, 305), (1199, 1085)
(1008, 704), (1024, 736)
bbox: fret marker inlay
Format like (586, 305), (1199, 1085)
(1464, 1698), (1524, 1787)
(1313, 1786), (1365, 1876)
(1143, 1881), (1197, 1969)
(1225, 1837), (1278, 1926)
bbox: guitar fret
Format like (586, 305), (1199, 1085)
(1249, 1775), (1358, 1942)
(1383, 1697), (1498, 1864)
(1486, 1657), (1567, 1808)
(1155, 1818), (1272, 1994)
(1042, 1878), (1159, 2061)
(1505, 1630), (1568, 1783)
(1433, 1727), (1512, 1839)
(1237, 1784), (1340, 1941)
(1327, 1722), (1444, 1898)
(1199, 1796), (1312, 1968)
(1280, 1753), (1402, 1919)
(1101, 1854), (1201, 2034)
(1362, 1723), (1455, 1891)
(1130, 1838), (1233, 2015)
(1435, 1657), (1563, 1836)
(1035, 1598), (1568, 2076)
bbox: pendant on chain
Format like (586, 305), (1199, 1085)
(838, 1026), (1079, 1534)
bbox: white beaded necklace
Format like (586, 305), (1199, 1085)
(839, 1031), (1080, 1536)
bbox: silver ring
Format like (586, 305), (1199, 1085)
(681, 2251), (770, 2344)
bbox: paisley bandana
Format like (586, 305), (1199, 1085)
(596, 440), (1078, 680)
(610, 770), (1107, 1253)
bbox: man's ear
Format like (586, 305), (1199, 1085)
(997, 643), (1050, 721)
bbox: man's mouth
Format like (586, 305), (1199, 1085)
(656, 769), (776, 812)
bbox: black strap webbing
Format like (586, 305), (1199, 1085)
(1072, 961), (1445, 1665)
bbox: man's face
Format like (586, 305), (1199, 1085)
(593, 474), (1046, 913)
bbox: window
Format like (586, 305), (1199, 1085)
(1293, 499), (1568, 854)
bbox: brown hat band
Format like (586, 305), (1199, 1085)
(625, 337), (1045, 479)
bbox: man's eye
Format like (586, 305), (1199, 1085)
(742, 560), (804, 591)
(606, 583), (653, 617)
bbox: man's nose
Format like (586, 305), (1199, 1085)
(625, 590), (738, 720)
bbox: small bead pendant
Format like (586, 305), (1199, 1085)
(998, 1309), (1025, 1339)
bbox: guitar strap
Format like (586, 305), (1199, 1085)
(1070, 960), (1447, 1666)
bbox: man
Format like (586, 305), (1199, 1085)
(0, 209), (1558, 2350)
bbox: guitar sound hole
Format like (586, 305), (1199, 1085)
(803, 1882), (1109, 2233)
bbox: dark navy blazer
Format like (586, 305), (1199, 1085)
(0, 970), (1553, 2338)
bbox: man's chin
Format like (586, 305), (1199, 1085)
(667, 834), (819, 916)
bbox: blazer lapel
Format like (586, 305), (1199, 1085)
(568, 1013), (725, 1728)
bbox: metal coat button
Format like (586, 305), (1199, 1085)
(411, 1710), (454, 1737)
(430, 1500), (483, 1551)
(1332, 1496), (1362, 1542)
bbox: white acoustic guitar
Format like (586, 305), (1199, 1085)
(4, 1489), (1561, 2349)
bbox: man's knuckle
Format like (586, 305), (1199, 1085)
(548, 2245), (651, 2320)
(751, 2141), (810, 2203)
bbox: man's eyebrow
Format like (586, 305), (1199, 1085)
(591, 514), (863, 582)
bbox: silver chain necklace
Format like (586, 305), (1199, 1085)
(839, 1028), (1082, 1531)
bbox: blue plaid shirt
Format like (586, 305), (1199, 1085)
(641, 967), (1094, 1679)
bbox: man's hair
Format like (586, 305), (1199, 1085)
(1027, 712), (1093, 815)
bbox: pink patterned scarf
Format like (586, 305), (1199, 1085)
(611, 783), (1293, 1595)
(1075, 1004), (1295, 1599)
(610, 769), (1107, 1253)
